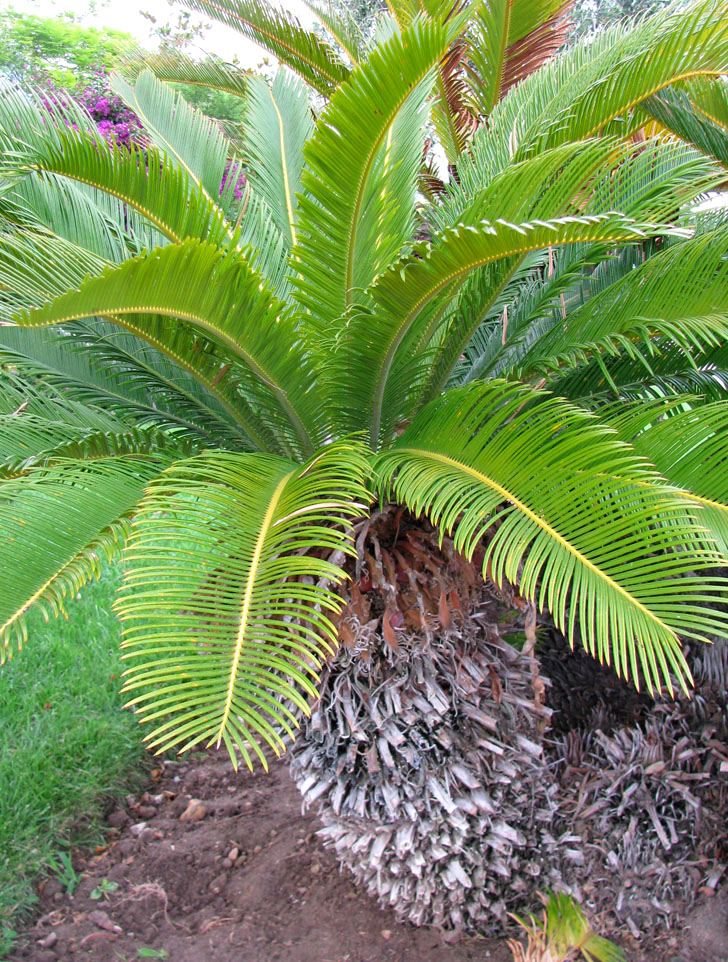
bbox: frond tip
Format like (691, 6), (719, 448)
(0, 456), (168, 660)
(117, 440), (372, 771)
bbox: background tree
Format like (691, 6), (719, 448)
(569, 0), (686, 37)
(0, 9), (134, 89)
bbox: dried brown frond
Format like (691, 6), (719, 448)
(501, 5), (574, 97)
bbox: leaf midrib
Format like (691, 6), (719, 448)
(268, 86), (298, 247)
(397, 446), (676, 636)
(215, 468), (294, 748)
(344, 64), (437, 303)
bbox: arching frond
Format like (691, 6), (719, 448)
(375, 381), (728, 695)
(0, 456), (169, 660)
(178, 0), (350, 96)
(467, 0), (572, 118)
(120, 48), (250, 102)
(4, 124), (232, 248)
(605, 399), (728, 555)
(111, 70), (232, 202)
(340, 213), (664, 445)
(292, 15), (453, 329)
(118, 440), (371, 769)
(446, 0), (728, 213)
(422, 138), (721, 399)
(236, 190), (292, 301)
(0, 323), (260, 449)
(7, 173), (134, 262)
(643, 84), (728, 169)
(300, 0), (366, 66)
(0, 230), (108, 321)
(516, 229), (728, 379)
(351, 74), (431, 293)
(7, 240), (323, 456)
(684, 74), (728, 132)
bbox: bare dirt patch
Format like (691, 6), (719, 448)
(7, 752), (510, 962)
(7, 750), (727, 962)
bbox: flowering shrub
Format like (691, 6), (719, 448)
(221, 160), (246, 201)
(73, 70), (144, 148)
(39, 70), (143, 149)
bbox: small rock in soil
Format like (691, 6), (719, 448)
(38, 932), (57, 948)
(179, 798), (207, 822)
(209, 873), (228, 894)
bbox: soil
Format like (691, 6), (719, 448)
(7, 752), (510, 962)
(7, 751), (728, 962)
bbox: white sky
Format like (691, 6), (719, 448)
(2, 0), (316, 67)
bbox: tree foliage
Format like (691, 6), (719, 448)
(0, 9), (134, 89)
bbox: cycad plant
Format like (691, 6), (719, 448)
(2, 0), (728, 934)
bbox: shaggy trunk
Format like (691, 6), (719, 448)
(289, 508), (563, 931)
(289, 509), (728, 936)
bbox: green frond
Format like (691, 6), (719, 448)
(0, 78), (97, 155)
(300, 0), (366, 66)
(549, 336), (728, 404)
(447, 0), (728, 211)
(0, 456), (168, 660)
(420, 137), (721, 401)
(384, 0), (419, 29)
(0, 421), (187, 478)
(466, 0), (571, 118)
(452, 136), (723, 389)
(244, 71), (313, 249)
(606, 399), (728, 556)
(513, 891), (626, 962)
(684, 74), (728, 132)
(7, 173), (134, 262)
(351, 74), (430, 293)
(111, 70), (232, 203)
(0, 391), (166, 477)
(292, 15), (454, 329)
(0, 230), (108, 321)
(516, 228), (728, 379)
(120, 47), (249, 101)
(0, 325), (257, 449)
(178, 0), (350, 96)
(117, 440), (372, 769)
(8, 240), (323, 456)
(4, 124), (232, 248)
(236, 190), (292, 301)
(375, 381), (728, 695)
(415, 139), (645, 401)
(341, 212), (666, 446)
(644, 84), (728, 169)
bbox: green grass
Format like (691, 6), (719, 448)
(0, 566), (150, 956)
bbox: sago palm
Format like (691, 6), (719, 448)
(2, 0), (728, 933)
